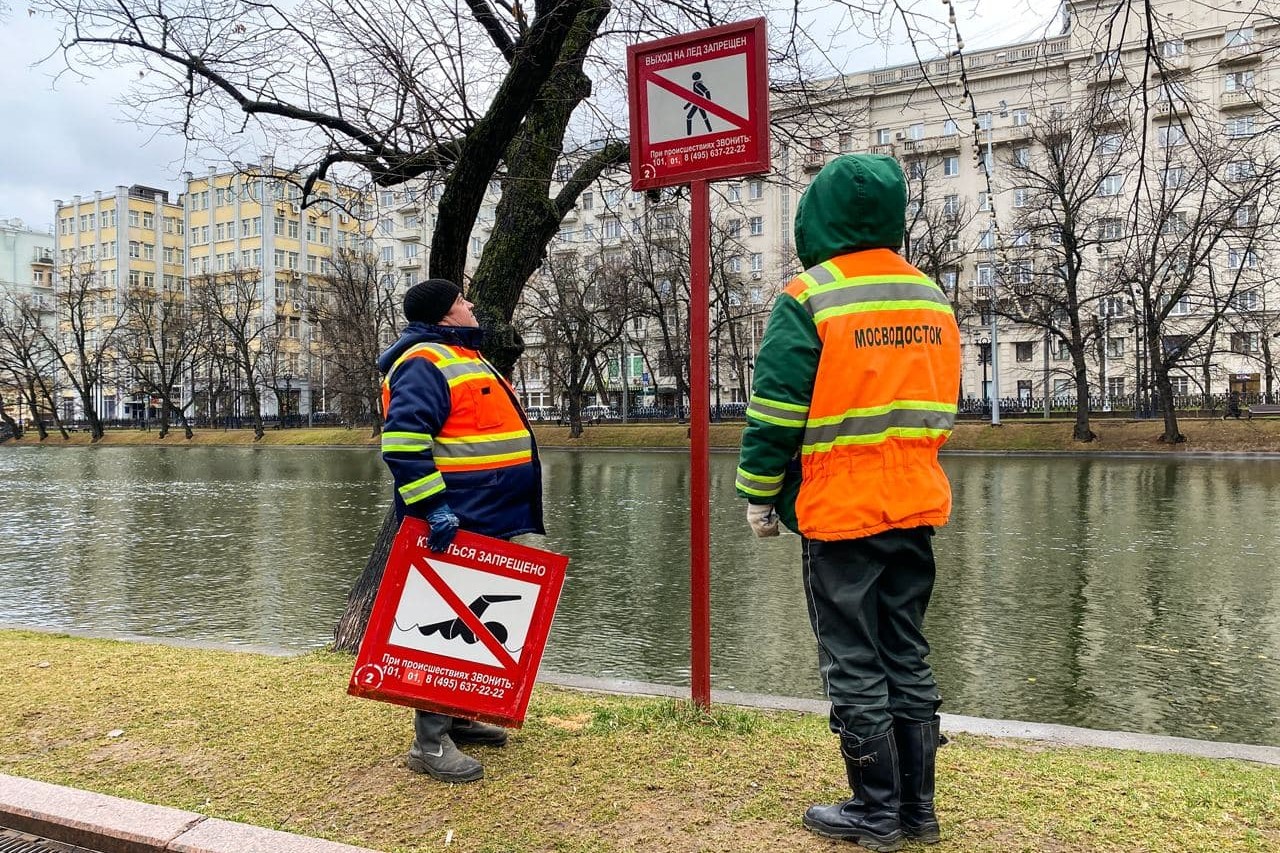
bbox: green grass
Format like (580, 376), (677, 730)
(1, 630), (1277, 852)
(7, 418), (1280, 453)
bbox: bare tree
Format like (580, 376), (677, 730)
(0, 295), (66, 440)
(308, 248), (400, 431)
(1123, 132), (1280, 442)
(998, 99), (1135, 441)
(34, 258), (123, 440)
(522, 247), (636, 437)
(118, 274), (201, 438)
(190, 267), (281, 440)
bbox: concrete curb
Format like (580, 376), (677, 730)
(0, 774), (382, 853)
(540, 671), (1280, 765)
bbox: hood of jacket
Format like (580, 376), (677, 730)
(794, 154), (907, 269)
(377, 322), (486, 375)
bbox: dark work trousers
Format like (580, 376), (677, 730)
(802, 525), (941, 739)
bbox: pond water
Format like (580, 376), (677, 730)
(2, 446), (1278, 745)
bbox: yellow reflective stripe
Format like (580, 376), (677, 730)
(802, 427), (952, 455)
(795, 273), (940, 304)
(435, 450), (532, 468)
(399, 471), (446, 504)
(381, 431), (433, 454)
(435, 429), (529, 444)
(747, 394), (809, 427)
(813, 299), (954, 325)
(806, 400), (956, 428)
(386, 343), (437, 383)
(444, 370), (493, 388)
(735, 467), (785, 497)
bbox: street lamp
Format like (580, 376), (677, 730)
(282, 373), (293, 427)
(982, 100), (1008, 427)
(976, 335), (992, 405)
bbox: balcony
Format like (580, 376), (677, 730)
(396, 255), (423, 269)
(901, 136), (961, 156)
(870, 143), (895, 156)
(1219, 42), (1261, 66)
(30, 251), (54, 265)
(1152, 99), (1192, 118)
(802, 152), (827, 173)
(1220, 89), (1260, 111)
(1155, 53), (1190, 74)
(990, 125), (1033, 146)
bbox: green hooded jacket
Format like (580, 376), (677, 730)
(736, 154), (909, 531)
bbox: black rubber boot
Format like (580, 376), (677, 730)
(803, 731), (904, 852)
(450, 717), (509, 747)
(406, 711), (483, 783)
(895, 716), (941, 844)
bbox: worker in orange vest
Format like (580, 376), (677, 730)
(378, 278), (544, 783)
(737, 154), (961, 851)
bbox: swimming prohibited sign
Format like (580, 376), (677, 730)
(627, 18), (770, 191)
(348, 517), (568, 727)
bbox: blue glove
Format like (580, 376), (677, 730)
(425, 505), (460, 552)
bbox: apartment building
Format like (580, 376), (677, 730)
(183, 159), (365, 417)
(51, 165), (366, 421)
(319, 0), (1280, 416)
(0, 218), (58, 421)
(763, 0), (1279, 406)
(53, 185), (186, 420)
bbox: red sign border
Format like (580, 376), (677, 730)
(627, 18), (771, 190)
(347, 517), (568, 728)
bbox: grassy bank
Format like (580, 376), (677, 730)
(6, 417), (1280, 453)
(1, 631), (1277, 852)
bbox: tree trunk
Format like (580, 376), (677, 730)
(0, 393), (21, 440)
(1071, 350), (1095, 442)
(332, 506), (398, 653)
(25, 381), (48, 440)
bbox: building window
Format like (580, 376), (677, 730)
(749, 216), (764, 236)
(403, 243), (418, 259)
(1232, 332), (1261, 354)
(750, 253), (763, 272)
(838, 132), (854, 153)
(1228, 249), (1258, 270)
(128, 241), (141, 258)
(1235, 206), (1256, 227)
(1013, 146), (1031, 166)
(1225, 27), (1254, 48)
(1226, 160), (1256, 182)
(1225, 116), (1256, 138)
(1163, 167), (1185, 189)
(943, 156), (959, 177)
(1053, 340), (1070, 361)
(942, 194), (959, 216)
(1107, 337), (1125, 358)
(1224, 70), (1255, 92)
(1015, 342), (1034, 362)
(603, 218), (622, 239)
(748, 180), (764, 200)
(1013, 188), (1030, 208)
(1157, 125), (1185, 147)
(907, 123), (925, 141)
(726, 185), (740, 203)
(1159, 39), (1184, 57)
(1232, 289), (1259, 311)
(1011, 108), (1029, 127)
(128, 210), (140, 227)
(942, 119), (958, 136)
(876, 128), (892, 145)
(1097, 174), (1124, 197)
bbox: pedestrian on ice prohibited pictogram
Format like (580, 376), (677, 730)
(348, 517), (568, 727)
(627, 18), (770, 190)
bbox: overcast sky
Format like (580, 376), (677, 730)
(0, 1), (1052, 235)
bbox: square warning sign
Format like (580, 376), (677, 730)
(627, 18), (770, 190)
(348, 517), (568, 728)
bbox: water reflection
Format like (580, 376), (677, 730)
(1, 446), (1277, 745)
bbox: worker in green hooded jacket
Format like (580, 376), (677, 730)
(737, 154), (961, 851)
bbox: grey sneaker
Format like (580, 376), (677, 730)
(450, 718), (509, 747)
(406, 734), (483, 783)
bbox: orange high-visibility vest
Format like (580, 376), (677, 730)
(381, 342), (532, 474)
(785, 249), (961, 540)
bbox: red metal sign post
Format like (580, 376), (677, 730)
(627, 19), (770, 708)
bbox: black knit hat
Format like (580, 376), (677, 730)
(403, 278), (462, 324)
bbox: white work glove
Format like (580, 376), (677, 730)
(747, 503), (780, 538)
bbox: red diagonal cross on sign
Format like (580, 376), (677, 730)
(414, 560), (521, 672)
(646, 73), (750, 131)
